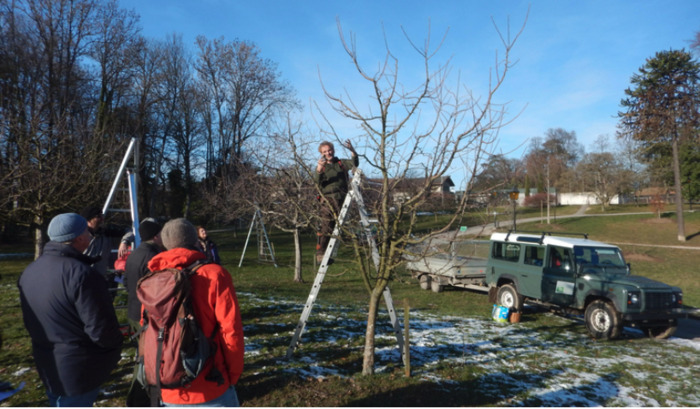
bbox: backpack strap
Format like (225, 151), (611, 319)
(150, 326), (166, 406)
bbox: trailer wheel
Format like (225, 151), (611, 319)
(431, 279), (443, 293)
(496, 284), (523, 310)
(644, 322), (677, 339)
(584, 300), (622, 340)
(419, 274), (431, 291)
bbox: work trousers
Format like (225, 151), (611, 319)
(317, 196), (342, 257)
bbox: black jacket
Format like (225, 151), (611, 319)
(18, 241), (123, 396)
(124, 240), (162, 322)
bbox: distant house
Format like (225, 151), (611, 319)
(365, 175), (455, 203)
(635, 187), (673, 204)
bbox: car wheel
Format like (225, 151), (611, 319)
(431, 279), (443, 293)
(496, 284), (523, 310)
(419, 274), (431, 290)
(584, 300), (622, 340)
(645, 323), (677, 339)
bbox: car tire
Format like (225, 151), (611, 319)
(584, 300), (622, 340)
(431, 279), (443, 293)
(496, 284), (523, 310)
(419, 274), (431, 291)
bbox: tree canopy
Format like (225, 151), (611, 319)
(618, 49), (700, 241)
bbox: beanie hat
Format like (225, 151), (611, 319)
(160, 218), (198, 250)
(48, 213), (88, 242)
(139, 219), (162, 241)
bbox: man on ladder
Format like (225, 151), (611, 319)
(314, 139), (358, 265)
(287, 166), (405, 363)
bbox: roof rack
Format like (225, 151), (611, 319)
(505, 230), (589, 244)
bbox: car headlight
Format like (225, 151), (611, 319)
(672, 292), (683, 306)
(627, 291), (641, 307)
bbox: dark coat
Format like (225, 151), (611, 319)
(313, 156), (359, 201)
(124, 240), (162, 322)
(18, 241), (123, 397)
(196, 238), (221, 264)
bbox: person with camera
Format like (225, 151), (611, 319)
(313, 140), (358, 264)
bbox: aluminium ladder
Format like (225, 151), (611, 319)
(238, 206), (278, 267)
(285, 169), (405, 364)
(102, 137), (141, 248)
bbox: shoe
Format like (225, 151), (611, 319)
(316, 255), (334, 265)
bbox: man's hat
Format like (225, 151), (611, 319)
(80, 206), (103, 221)
(161, 218), (198, 250)
(48, 213), (87, 242)
(139, 218), (162, 241)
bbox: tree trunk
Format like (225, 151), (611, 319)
(361, 286), (383, 375)
(293, 228), (303, 282)
(34, 226), (44, 260)
(671, 137), (686, 242)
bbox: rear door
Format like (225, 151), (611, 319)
(517, 244), (545, 299)
(541, 245), (576, 305)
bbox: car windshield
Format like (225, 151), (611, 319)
(573, 246), (627, 269)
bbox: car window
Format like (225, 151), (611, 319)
(524, 245), (544, 266)
(491, 241), (521, 262)
(548, 246), (574, 272)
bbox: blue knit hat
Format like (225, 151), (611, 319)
(48, 213), (88, 242)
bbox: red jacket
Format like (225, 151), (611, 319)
(146, 248), (244, 404)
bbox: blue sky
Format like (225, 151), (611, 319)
(118, 0), (699, 186)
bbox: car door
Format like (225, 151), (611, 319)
(517, 244), (545, 299)
(541, 246), (576, 305)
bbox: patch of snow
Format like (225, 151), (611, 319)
(238, 292), (700, 407)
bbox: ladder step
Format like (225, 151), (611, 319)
(106, 208), (131, 213)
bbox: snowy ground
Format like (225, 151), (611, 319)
(241, 292), (700, 407)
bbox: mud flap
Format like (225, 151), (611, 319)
(488, 286), (498, 304)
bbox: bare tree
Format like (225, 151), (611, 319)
(0, 0), (126, 256)
(195, 36), (299, 184)
(576, 152), (633, 210)
(524, 128), (582, 193)
(156, 34), (207, 218)
(305, 17), (525, 375)
(241, 121), (319, 281)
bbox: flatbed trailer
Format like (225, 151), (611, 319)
(405, 240), (490, 293)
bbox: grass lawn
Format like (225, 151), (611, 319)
(0, 209), (699, 406)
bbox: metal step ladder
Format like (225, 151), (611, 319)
(102, 137), (141, 248)
(239, 206), (278, 267)
(286, 169), (405, 364)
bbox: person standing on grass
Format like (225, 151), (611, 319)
(18, 213), (123, 407)
(146, 218), (244, 406)
(123, 218), (163, 333)
(80, 206), (132, 295)
(313, 140), (358, 264)
(196, 225), (221, 264)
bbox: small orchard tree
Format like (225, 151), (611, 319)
(238, 117), (318, 283)
(299, 17), (525, 375)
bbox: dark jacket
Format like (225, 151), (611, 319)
(84, 224), (129, 277)
(313, 156), (359, 201)
(18, 241), (123, 397)
(196, 238), (221, 264)
(124, 240), (162, 322)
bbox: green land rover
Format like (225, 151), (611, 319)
(486, 231), (685, 340)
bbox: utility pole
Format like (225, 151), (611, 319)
(546, 163), (551, 225)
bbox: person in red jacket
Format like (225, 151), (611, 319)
(147, 218), (244, 406)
